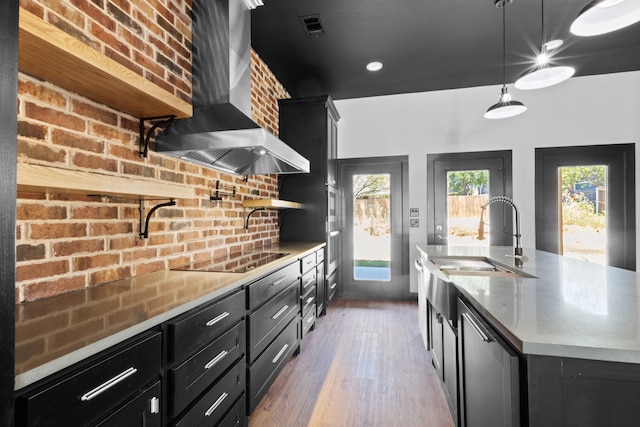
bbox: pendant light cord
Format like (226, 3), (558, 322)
(502, 2), (506, 86)
(541, 0), (545, 48)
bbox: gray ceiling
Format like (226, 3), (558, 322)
(251, 0), (640, 100)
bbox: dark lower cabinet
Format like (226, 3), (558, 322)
(458, 298), (520, 427)
(15, 331), (162, 427)
(428, 302), (458, 424)
(96, 381), (161, 427)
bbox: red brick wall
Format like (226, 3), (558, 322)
(16, 1), (291, 302)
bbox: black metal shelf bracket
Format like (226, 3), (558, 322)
(139, 199), (176, 239)
(244, 207), (265, 230)
(139, 115), (176, 158)
(210, 180), (236, 202)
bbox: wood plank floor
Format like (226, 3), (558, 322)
(248, 298), (455, 427)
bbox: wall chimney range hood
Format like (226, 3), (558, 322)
(155, 0), (309, 176)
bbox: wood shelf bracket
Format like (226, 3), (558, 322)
(139, 115), (176, 158)
(139, 198), (176, 239)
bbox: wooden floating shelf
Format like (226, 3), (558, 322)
(17, 163), (196, 200)
(242, 199), (302, 209)
(18, 8), (192, 119)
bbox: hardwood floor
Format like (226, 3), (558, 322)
(248, 298), (455, 427)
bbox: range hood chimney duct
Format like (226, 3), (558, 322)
(155, 0), (309, 176)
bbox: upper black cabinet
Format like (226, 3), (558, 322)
(279, 96), (341, 311)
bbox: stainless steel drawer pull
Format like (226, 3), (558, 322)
(303, 277), (315, 287)
(80, 367), (138, 401)
(272, 276), (288, 287)
(272, 344), (289, 364)
(272, 305), (289, 320)
(329, 230), (340, 237)
(150, 397), (160, 414)
(330, 282), (337, 290)
(204, 350), (228, 370)
(305, 297), (314, 305)
(206, 311), (230, 326)
(204, 392), (228, 417)
(462, 312), (492, 343)
(306, 315), (315, 324)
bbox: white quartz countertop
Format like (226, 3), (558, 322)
(417, 245), (640, 364)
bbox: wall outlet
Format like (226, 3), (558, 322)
(410, 208), (419, 217)
(410, 219), (419, 227)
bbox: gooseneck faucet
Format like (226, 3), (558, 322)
(477, 196), (524, 266)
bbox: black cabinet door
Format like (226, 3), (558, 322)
(458, 299), (520, 427)
(430, 304), (444, 381)
(95, 381), (161, 427)
(316, 260), (326, 316)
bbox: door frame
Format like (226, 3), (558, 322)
(535, 143), (635, 271)
(427, 150), (513, 246)
(338, 156), (411, 300)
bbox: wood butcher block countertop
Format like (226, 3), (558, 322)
(418, 245), (640, 365)
(15, 242), (324, 390)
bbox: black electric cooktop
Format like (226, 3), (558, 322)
(172, 251), (290, 273)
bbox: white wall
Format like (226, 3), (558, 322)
(334, 71), (640, 293)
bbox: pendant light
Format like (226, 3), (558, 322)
(485, 0), (527, 119)
(515, 0), (575, 90)
(570, 0), (640, 36)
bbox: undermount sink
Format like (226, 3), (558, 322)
(428, 256), (534, 279)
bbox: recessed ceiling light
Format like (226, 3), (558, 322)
(366, 61), (383, 72)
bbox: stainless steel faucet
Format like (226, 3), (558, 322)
(477, 196), (524, 267)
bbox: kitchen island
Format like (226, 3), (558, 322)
(417, 245), (640, 427)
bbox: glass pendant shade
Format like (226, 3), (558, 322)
(570, 0), (640, 36)
(484, 86), (527, 119)
(515, 65), (575, 90)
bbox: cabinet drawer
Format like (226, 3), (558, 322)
(168, 290), (245, 363)
(96, 380), (161, 427)
(19, 331), (161, 427)
(174, 359), (245, 427)
(301, 286), (316, 318)
(248, 262), (300, 310)
(301, 268), (317, 293)
(248, 283), (299, 363)
(169, 321), (245, 417)
(216, 393), (247, 427)
(301, 306), (316, 339)
(327, 272), (338, 303)
(315, 248), (325, 263)
(301, 253), (316, 274)
(248, 317), (298, 412)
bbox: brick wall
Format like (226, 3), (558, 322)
(16, 0), (291, 303)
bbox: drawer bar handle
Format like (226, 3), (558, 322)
(204, 350), (228, 370)
(272, 343), (289, 364)
(272, 276), (288, 287)
(204, 392), (228, 417)
(330, 282), (337, 290)
(303, 278), (315, 287)
(462, 312), (492, 343)
(80, 367), (138, 401)
(306, 315), (315, 324)
(272, 305), (289, 320)
(206, 311), (230, 326)
(305, 297), (314, 305)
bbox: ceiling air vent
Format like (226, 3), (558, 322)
(300, 14), (325, 37)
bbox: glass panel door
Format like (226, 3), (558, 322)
(446, 170), (490, 246)
(353, 173), (391, 281)
(340, 158), (408, 300)
(559, 165), (607, 265)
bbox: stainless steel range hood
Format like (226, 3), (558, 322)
(155, 0), (309, 176)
